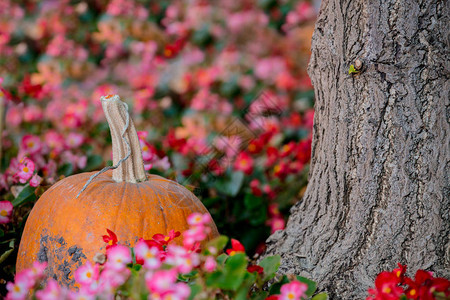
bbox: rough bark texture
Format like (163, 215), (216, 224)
(264, 0), (449, 298)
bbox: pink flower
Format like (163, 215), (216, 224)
(74, 261), (99, 286)
(21, 135), (42, 155)
(187, 213), (211, 227)
(268, 217), (286, 233)
(65, 132), (85, 149)
(29, 261), (47, 279)
(6, 271), (35, 300)
(183, 226), (209, 249)
(15, 157), (35, 184)
(146, 269), (178, 294)
(159, 283), (190, 300)
(140, 139), (156, 161)
(36, 279), (64, 300)
(68, 288), (96, 300)
(29, 174), (43, 187)
(280, 281), (308, 300)
(6, 105), (23, 127)
(134, 240), (161, 270)
(105, 245), (132, 270)
(98, 267), (130, 293)
(165, 245), (200, 273)
(23, 105), (43, 123)
(204, 256), (217, 272)
(152, 156), (171, 171)
(0, 201), (13, 224)
(45, 131), (65, 154)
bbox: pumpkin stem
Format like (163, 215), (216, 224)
(101, 94), (147, 183)
(76, 95), (147, 197)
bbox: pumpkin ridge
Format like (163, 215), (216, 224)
(152, 183), (168, 232)
(134, 183), (146, 240)
(112, 181), (128, 235)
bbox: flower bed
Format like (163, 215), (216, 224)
(0, 0), (316, 292)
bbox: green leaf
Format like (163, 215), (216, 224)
(188, 284), (202, 300)
(259, 255), (281, 281)
(205, 235), (229, 254)
(269, 275), (289, 295)
(0, 247), (14, 264)
(12, 185), (36, 207)
(216, 253), (228, 266)
(251, 291), (269, 300)
(244, 193), (263, 210)
(312, 292), (329, 300)
(58, 163), (73, 177)
(84, 154), (103, 171)
(206, 253), (248, 291)
(214, 171), (244, 197)
(235, 272), (257, 300)
(297, 276), (317, 297)
(348, 64), (359, 74)
(0, 229), (4, 238)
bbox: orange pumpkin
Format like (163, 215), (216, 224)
(16, 95), (219, 288)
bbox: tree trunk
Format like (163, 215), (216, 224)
(264, 0), (449, 298)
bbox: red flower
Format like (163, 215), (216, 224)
(279, 141), (296, 157)
(135, 237), (165, 265)
(265, 296), (279, 300)
(250, 179), (262, 197)
(248, 139), (263, 154)
(367, 271), (404, 300)
(234, 152), (254, 175)
(20, 76), (44, 99)
(405, 270), (450, 300)
(164, 130), (187, 152)
(392, 263), (407, 284)
(152, 230), (181, 246)
(102, 229), (118, 250)
(265, 147), (279, 167)
(247, 265), (264, 274)
(226, 239), (245, 256)
(296, 140), (312, 164)
(273, 161), (289, 179)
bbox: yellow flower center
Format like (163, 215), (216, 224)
(382, 287), (392, 294)
(86, 271), (92, 278)
(287, 293), (295, 299)
(108, 240), (113, 245)
(145, 252), (154, 259)
(164, 236), (170, 242)
(164, 48), (173, 57)
(229, 251), (236, 256)
(274, 165), (281, 173)
(396, 270), (401, 277)
(0, 210), (8, 217)
(23, 167), (29, 173)
(410, 289), (416, 296)
(248, 144), (256, 151)
(27, 142), (34, 148)
(14, 285), (21, 293)
(142, 145), (149, 151)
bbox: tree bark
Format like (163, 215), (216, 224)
(264, 0), (449, 298)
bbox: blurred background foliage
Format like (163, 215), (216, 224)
(0, 0), (317, 290)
